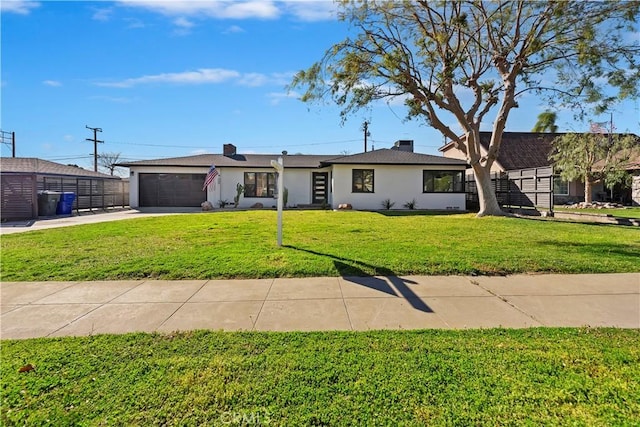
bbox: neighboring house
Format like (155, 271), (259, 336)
(119, 141), (469, 211)
(439, 131), (640, 205)
(1, 157), (127, 221)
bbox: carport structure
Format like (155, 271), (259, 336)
(1, 158), (128, 221)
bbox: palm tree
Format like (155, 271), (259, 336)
(532, 111), (558, 133)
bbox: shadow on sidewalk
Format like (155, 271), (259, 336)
(285, 245), (433, 313)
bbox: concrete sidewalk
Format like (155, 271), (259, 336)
(1, 273), (638, 339)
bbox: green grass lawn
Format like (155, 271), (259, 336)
(2, 211), (638, 281)
(2, 329), (638, 426)
(554, 206), (640, 219)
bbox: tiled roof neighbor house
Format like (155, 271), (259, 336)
(119, 142), (469, 211)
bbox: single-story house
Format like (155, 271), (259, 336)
(119, 141), (469, 211)
(1, 157), (127, 221)
(439, 131), (640, 205)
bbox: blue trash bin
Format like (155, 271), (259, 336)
(56, 192), (76, 215)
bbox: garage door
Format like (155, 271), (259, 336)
(139, 173), (206, 207)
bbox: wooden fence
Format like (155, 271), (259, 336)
(39, 176), (129, 211)
(466, 166), (554, 212)
(1, 174), (129, 221)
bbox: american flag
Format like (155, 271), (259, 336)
(202, 165), (219, 191)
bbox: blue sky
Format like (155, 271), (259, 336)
(2, 0), (639, 173)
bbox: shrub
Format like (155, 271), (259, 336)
(403, 199), (417, 210)
(381, 199), (395, 210)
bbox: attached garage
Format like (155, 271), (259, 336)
(139, 173), (206, 207)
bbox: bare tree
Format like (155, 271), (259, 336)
(98, 152), (122, 176)
(290, 1), (639, 216)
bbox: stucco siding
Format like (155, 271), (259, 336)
(208, 167), (330, 208)
(331, 164), (466, 211)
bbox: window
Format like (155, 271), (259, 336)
(553, 176), (569, 195)
(352, 169), (374, 193)
(244, 172), (276, 198)
(423, 170), (465, 192)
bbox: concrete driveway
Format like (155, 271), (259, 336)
(0, 208), (201, 235)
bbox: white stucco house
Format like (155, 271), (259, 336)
(119, 141), (469, 211)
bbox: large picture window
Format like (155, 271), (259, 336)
(352, 169), (374, 193)
(423, 170), (465, 192)
(553, 176), (569, 195)
(244, 172), (276, 198)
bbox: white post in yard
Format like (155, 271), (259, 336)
(271, 156), (284, 247)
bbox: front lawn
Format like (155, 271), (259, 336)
(1, 211), (638, 281)
(2, 329), (638, 425)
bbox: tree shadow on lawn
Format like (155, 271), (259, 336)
(536, 240), (640, 259)
(285, 245), (433, 313)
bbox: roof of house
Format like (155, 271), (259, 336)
(439, 132), (560, 170)
(480, 132), (560, 170)
(1, 157), (120, 179)
(322, 148), (468, 166)
(440, 131), (640, 171)
(118, 153), (341, 169)
(120, 149), (467, 169)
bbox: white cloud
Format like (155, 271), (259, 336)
(238, 73), (269, 87)
(63, 135), (74, 142)
(115, 0), (336, 21)
(92, 7), (113, 21)
(116, 0), (280, 19)
(174, 17), (194, 28)
(267, 91), (299, 105)
(43, 80), (62, 87)
(172, 16), (195, 35)
(89, 95), (137, 103)
(96, 68), (241, 88)
(283, 1), (337, 21)
(125, 17), (145, 29)
(269, 71), (296, 86)
(223, 25), (245, 34)
(0, 0), (40, 15)
(95, 68), (292, 88)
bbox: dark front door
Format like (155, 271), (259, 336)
(312, 172), (329, 204)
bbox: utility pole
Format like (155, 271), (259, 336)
(0, 130), (16, 157)
(85, 125), (103, 172)
(362, 121), (370, 153)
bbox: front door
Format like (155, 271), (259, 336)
(312, 172), (329, 204)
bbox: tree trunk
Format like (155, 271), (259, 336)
(473, 165), (506, 217)
(584, 178), (593, 203)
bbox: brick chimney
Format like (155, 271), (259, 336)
(393, 140), (414, 152)
(223, 143), (237, 157)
